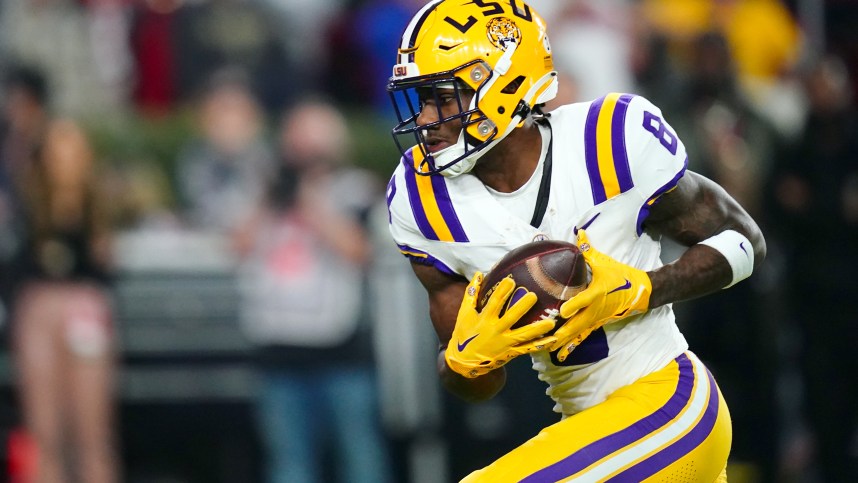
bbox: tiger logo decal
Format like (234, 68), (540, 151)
(486, 17), (521, 51)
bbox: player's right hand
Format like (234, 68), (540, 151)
(550, 230), (652, 362)
(445, 272), (558, 378)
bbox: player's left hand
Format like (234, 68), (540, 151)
(549, 230), (652, 362)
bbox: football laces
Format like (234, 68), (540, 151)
(539, 308), (560, 321)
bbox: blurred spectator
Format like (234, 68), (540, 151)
(0, 0), (133, 118)
(826, 2), (858, 102)
(627, 3), (686, 115)
(665, 30), (783, 482)
(86, 0), (135, 113)
(0, 66), (50, 482)
(235, 98), (392, 483)
(255, 0), (346, 96)
(672, 31), (781, 217)
(130, 0), (296, 116)
(129, 0), (182, 116)
(175, 0), (294, 113)
(0, 66), (51, 309)
(640, 0), (802, 87)
(640, 0), (805, 137)
(101, 159), (178, 230)
(325, 0), (417, 114)
(174, 68), (277, 234)
(767, 54), (858, 483)
(8, 118), (120, 483)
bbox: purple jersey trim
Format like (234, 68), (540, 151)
(635, 156), (688, 236)
(521, 354), (695, 482)
(386, 177), (396, 224)
(549, 327), (609, 366)
(396, 244), (457, 276)
(573, 212), (602, 237)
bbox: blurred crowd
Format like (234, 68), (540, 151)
(0, 0), (856, 482)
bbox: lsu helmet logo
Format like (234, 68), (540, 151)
(393, 65), (408, 77)
(486, 17), (521, 51)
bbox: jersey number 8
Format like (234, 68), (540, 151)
(643, 111), (678, 155)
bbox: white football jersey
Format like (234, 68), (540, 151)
(386, 93), (690, 416)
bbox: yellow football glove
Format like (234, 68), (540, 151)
(549, 230), (652, 362)
(445, 272), (558, 378)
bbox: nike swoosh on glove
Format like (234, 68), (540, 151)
(445, 272), (558, 378)
(549, 229), (652, 362)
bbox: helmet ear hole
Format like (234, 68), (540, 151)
(501, 75), (526, 94)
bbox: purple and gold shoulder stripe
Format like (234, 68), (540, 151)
(402, 148), (469, 243)
(584, 93), (636, 204)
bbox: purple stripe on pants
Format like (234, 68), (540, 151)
(606, 366), (719, 482)
(521, 354), (694, 482)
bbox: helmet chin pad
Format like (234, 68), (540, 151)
(432, 132), (481, 178)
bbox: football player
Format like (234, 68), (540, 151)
(384, 0), (766, 481)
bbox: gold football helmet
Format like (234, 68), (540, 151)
(388, 0), (557, 177)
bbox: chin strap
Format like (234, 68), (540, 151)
(512, 100), (531, 120)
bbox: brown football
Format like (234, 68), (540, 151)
(477, 240), (590, 332)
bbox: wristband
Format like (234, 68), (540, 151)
(698, 230), (754, 288)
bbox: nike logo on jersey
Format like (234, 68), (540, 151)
(608, 279), (632, 294)
(740, 242), (748, 254)
(457, 334), (479, 352)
